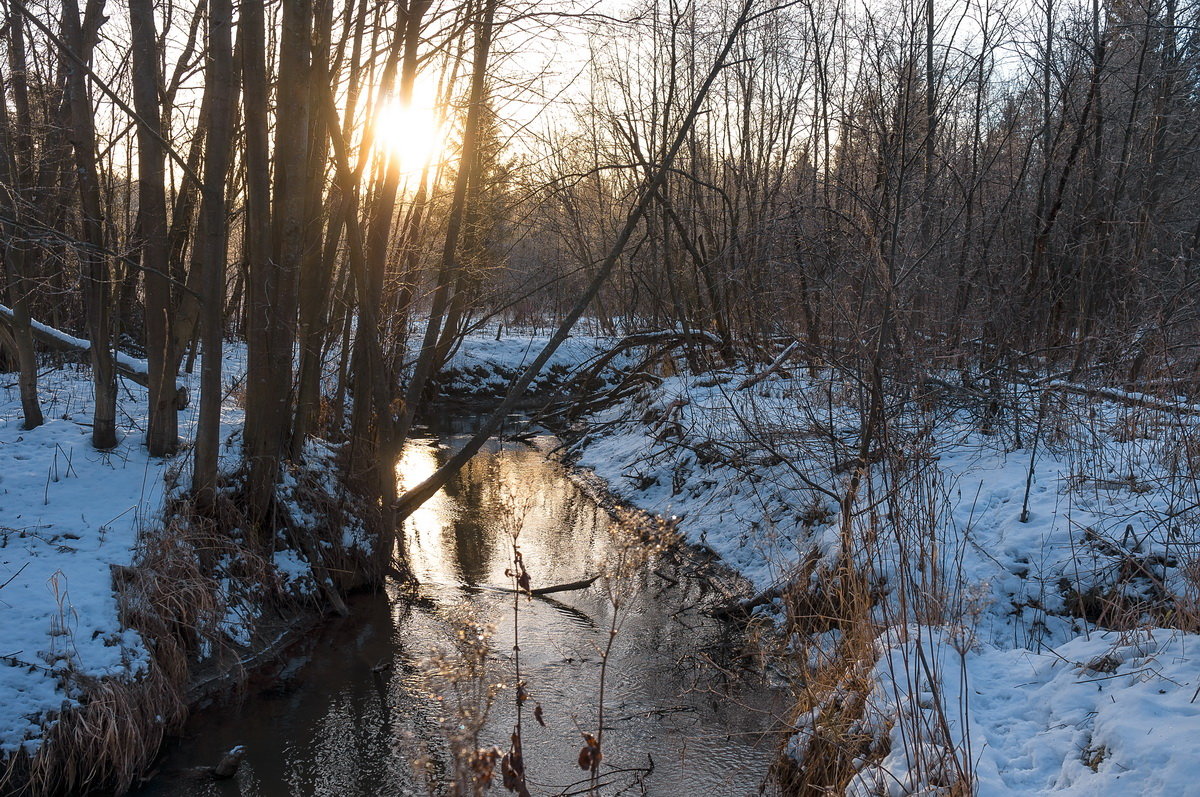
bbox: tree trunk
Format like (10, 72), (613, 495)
(345, 0), (430, 507)
(191, 0), (234, 503)
(244, 0), (312, 524)
(62, 0), (116, 450)
(290, 0), (343, 456)
(129, 0), (177, 456)
(0, 2), (43, 429)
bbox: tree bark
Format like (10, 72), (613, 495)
(244, 0), (312, 523)
(0, 2), (42, 429)
(62, 0), (116, 450)
(192, 0), (235, 503)
(129, 0), (177, 456)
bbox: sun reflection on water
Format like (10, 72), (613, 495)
(394, 437), (602, 593)
(394, 438), (460, 585)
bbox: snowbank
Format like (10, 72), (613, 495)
(2, 364), (184, 754)
(436, 327), (624, 400)
(0, 342), (262, 756)
(567, 358), (1200, 794)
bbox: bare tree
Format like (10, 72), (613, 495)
(192, 0), (235, 502)
(62, 0), (117, 450)
(129, 0), (177, 456)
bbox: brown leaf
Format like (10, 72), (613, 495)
(533, 703), (546, 727)
(577, 733), (602, 772)
(502, 733), (529, 796)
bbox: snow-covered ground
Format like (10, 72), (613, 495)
(851, 625), (1200, 795)
(437, 328), (625, 399)
(0, 364), (161, 755)
(0, 347), (257, 757)
(568, 359), (1200, 794)
(9, 324), (1199, 794)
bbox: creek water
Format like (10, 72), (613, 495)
(136, 417), (781, 796)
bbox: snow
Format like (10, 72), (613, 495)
(7, 323), (1200, 793)
(847, 627), (1200, 795)
(575, 371), (839, 589)
(0, 365), (156, 753)
(443, 329), (615, 375)
(565, 354), (1200, 794)
(272, 548), (312, 584)
(0, 345), (245, 755)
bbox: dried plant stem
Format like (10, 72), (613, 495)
(592, 599), (620, 788)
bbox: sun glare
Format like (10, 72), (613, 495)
(373, 95), (444, 177)
(395, 440), (459, 585)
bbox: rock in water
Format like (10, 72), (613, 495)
(212, 745), (245, 779)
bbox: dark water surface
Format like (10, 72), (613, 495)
(136, 419), (781, 796)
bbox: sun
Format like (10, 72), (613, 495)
(372, 95), (444, 177)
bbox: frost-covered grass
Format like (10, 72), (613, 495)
(567, 357), (1200, 794)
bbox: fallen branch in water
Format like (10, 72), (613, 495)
(481, 575), (599, 597)
(530, 575), (599, 596)
(180, 745), (244, 781)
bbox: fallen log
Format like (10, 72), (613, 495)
(574, 330), (725, 387)
(481, 575), (599, 597)
(0, 303), (189, 408)
(737, 340), (800, 391)
(1043, 380), (1200, 416)
(179, 745), (245, 781)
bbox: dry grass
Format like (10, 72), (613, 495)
(774, 564), (975, 796)
(0, 451), (381, 796)
(774, 624), (881, 795)
(417, 606), (503, 796)
(761, 382), (978, 795)
(0, 510), (226, 796)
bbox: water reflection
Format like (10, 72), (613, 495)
(396, 440), (460, 585)
(136, 421), (780, 796)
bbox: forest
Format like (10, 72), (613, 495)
(1, 0), (1199, 793)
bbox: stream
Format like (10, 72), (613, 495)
(136, 416), (781, 795)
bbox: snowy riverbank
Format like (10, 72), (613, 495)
(9, 325), (1200, 794)
(0, 356), (224, 759)
(565, 356), (1200, 794)
(0, 345), (368, 792)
